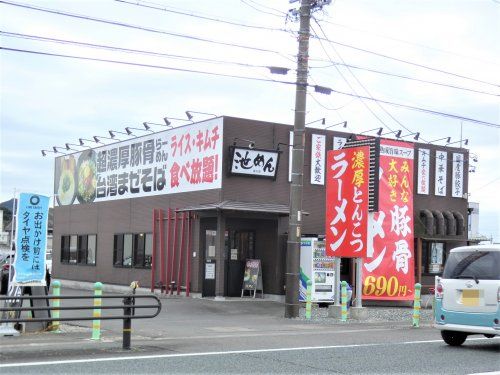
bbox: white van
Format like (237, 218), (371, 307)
(434, 245), (500, 346)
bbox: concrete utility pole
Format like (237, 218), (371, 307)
(285, 0), (312, 318)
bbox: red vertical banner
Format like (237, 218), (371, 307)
(325, 146), (370, 258)
(363, 139), (415, 300)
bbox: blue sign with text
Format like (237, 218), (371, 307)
(13, 193), (50, 285)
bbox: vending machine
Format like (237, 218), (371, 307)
(299, 237), (336, 303)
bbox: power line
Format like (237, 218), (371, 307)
(3, 46), (498, 129)
(316, 18), (500, 68)
(310, 21), (397, 133)
(1, 0), (291, 58)
(0, 47), (297, 86)
(1, 31), (291, 71)
(310, 61), (500, 98)
(3, 0), (495, 91)
(113, 0), (287, 32)
(310, 32), (500, 89)
(240, 0), (287, 17)
(310, 87), (500, 128)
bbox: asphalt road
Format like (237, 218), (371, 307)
(1, 288), (499, 374)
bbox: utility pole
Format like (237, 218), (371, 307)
(285, 0), (312, 319)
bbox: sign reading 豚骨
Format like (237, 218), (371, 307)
(325, 146), (370, 258)
(54, 119), (223, 205)
(363, 139), (415, 301)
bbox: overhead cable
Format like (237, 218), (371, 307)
(2, 46), (498, 128)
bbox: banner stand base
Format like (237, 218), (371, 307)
(327, 305), (342, 318)
(350, 306), (368, 320)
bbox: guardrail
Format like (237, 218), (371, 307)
(0, 294), (162, 349)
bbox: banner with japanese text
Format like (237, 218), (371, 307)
(325, 146), (370, 258)
(310, 134), (326, 185)
(54, 118), (223, 205)
(363, 139), (415, 300)
(13, 193), (50, 285)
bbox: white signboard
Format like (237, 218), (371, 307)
(417, 149), (430, 195)
(55, 118), (223, 205)
(310, 134), (326, 185)
(435, 150), (447, 196)
(452, 153), (464, 198)
(333, 136), (347, 150)
(230, 147), (279, 178)
(205, 263), (215, 279)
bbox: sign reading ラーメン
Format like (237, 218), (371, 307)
(54, 119), (223, 205)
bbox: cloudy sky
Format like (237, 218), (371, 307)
(1, 0), (499, 240)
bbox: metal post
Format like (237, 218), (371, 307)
(160, 209), (166, 293)
(171, 210), (178, 295)
(177, 212), (186, 295)
(91, 282), (102, 340)
(305, 280), (312, 320)
(412, 283), (422, 328)
(341, 281), (348, 322)
(122, 296), (132, 350)
(151, 209), (157, 292)
(334, 257), (340, 305)
(51, 280), (61, 332)
(355, 258), (362, 308)
(285, 0), (312, 319)
(186, 212), (192, 297)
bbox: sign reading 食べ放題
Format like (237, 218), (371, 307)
(54, 118), (223, 205)
(13, 193), (50, 285)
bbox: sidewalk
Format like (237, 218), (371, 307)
(0, 285), (434, 361)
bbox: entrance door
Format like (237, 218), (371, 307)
(202, 230), (217, 297)
(226, 230), (255, 297)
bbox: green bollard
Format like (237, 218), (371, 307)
(305, 280), (312, 320)
(341, 281), (348, 322)
(51, 280), (61, 332)
(412, 283), (422, 328)
(91, 282), (103, 340)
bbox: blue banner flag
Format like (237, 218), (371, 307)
(13, 193), (50, 285)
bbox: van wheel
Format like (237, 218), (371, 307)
(441, 330), (467, 346)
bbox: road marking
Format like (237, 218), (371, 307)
(1, 337), (498, 368)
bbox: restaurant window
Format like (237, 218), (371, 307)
(113, 233), (152, 268)
(423, 242), (445, 274)
(61, 234), (96, 265)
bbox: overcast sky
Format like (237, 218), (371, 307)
(1, 0), (499, 240)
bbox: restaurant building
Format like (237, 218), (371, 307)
(52, 116), (469, 299)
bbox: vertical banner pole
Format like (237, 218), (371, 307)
(171, 210), (179, 295)
(412, 283), (422, 327)
(91, 282), (103, 340)
(341, 281), (348, 322)
(177, 212), (186, 295)
(334, 257), (340, 306)
(186, 213), (192, 297)
(159, 209), (165, 293)
(151, 209), (157, 293)
(355, 257), (363, 308)
(166, 208), (172, 294)
(51, 280), (61, 332)
(305, 280), (312, 320)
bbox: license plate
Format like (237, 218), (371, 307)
(461, 289), (479, 306)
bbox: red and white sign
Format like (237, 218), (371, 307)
(325, 146), (370, 258)
(363, 139), (415, 300)
(55, 118), (223, 205)
(311, 134), (326, 185)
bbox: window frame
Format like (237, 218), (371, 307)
(113, 232), (152, 269)
(60, 234), (97, 266)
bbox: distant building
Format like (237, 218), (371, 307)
(467, 202), (491, 244)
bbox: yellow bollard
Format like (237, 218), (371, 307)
(305, 280), (312, 320)
(91, 282), (103, 340)
(412, 283), (422, 328)
(341, 281), (348, 322)
(50, 280), (61, 332)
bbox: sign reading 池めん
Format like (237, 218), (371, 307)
(363, 139), (415, 300)
(13, 193), (50, 285)
(54, 118), (223, 205)
(325, 146), (370, 258)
